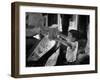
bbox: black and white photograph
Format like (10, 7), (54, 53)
(26, 13), (90, 67)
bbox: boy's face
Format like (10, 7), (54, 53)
(68, 32), (75, 42)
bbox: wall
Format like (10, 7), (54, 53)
(0, 0), (100, 80)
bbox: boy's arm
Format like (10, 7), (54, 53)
(55, 37), (72, 48)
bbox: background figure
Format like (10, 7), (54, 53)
(26, 13), (60, 66)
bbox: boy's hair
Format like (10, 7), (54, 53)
(69, 30), (80, 41)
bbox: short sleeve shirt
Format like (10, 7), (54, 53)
(66, 41), (78, 62)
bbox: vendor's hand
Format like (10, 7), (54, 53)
(48, 24), (59, 40)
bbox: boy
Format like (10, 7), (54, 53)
(65, 30), (79, 64)
(56, 30), (79, 65)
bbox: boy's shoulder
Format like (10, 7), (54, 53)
(71, 41), (78, 49)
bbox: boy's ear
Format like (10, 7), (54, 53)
(72, 37), (76, 41)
